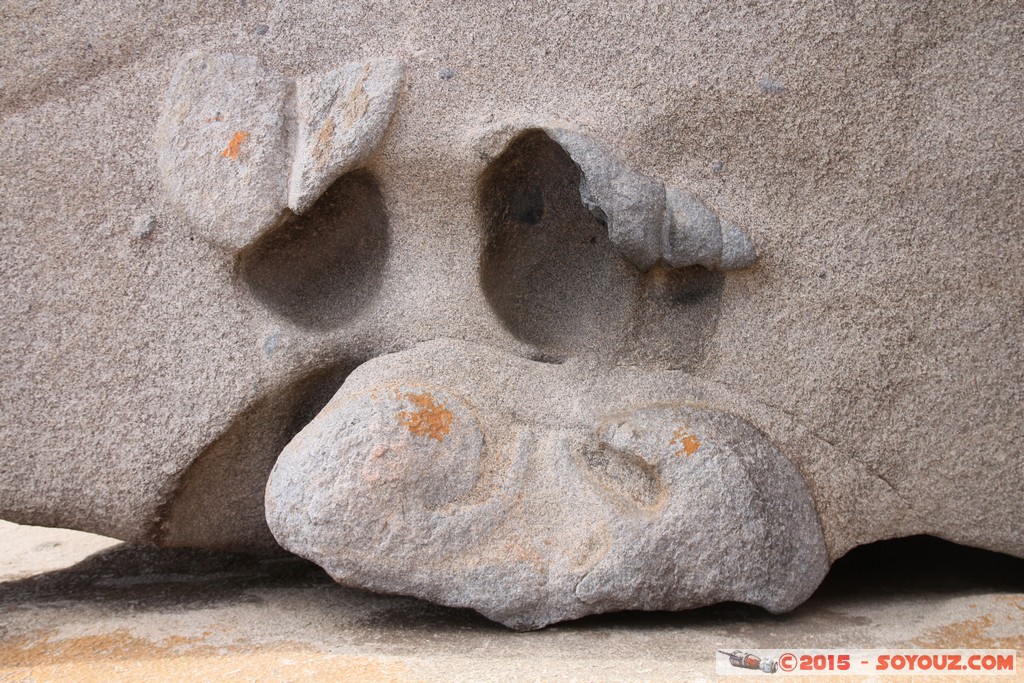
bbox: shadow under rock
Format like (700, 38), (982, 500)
(0, 543), (496, 632)
(552, 535), (1024, 632)
(0, 536), (1019, 632)
(0, 545), (330, 611)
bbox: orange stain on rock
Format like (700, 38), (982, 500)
(313, 117), (336, 169)
(0, 628), (410, 682)
(913, 614), (1024, 649)
(343, 63), (371, 128)
(221, 130), (250, 160)
(0, 628), (216, 668)
(397, 392), (453, 442)
(670, 426), (701, 457)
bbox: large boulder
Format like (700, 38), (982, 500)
(265, 339), (831, 629)
(1, 1), (1020, 626)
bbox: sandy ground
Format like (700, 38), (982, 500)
(0, 519), (1021, 682)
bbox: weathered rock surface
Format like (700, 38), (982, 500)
(265, 340), (829, 629)
(156, 53), (402, 252)
(288, 59), (404, 214)
(156, 53), (292, 252)
(548, 129), (757, 271)
(1, 0), (1022, 627)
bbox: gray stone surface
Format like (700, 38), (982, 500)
(265, 340), (829, 629)
(288, 59), (403, 214)
(548, 129), (667, 271)
(156, 53), (402, 252)
(156, 53), (292, 252)
(1, 0), (1022, 628)
(549, 129), (757, 271)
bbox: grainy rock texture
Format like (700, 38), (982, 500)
(156, 53), (292, 252)
(547, 129), (757, 271)
(289, 59), (404, 214)
(1, 0), (1022, 626)
(156, 53), (401, 252)
(265, 340), (829, 629)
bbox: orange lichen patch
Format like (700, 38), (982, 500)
(396, 391), (453, 442)
(0, 628), (413, 682)
(313, 116), (336, 169)
(670, 426), (701, 457)
(913, 614), (1024, 649)
(0, 628), (219, 668)
(343, 64), (371, 128)
(221, 130), (250, 160)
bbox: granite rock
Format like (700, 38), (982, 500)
(1, 0), (1021, 628)
(156, 53), (402, 252)
(288, 59), (404, 214)
(548, 129), (758, 271)
(155, 53), (292, 252)
(265, 340), (829, 629)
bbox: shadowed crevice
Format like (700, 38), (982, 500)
(238, 171), (390, 330)
(1, 535), (1019, 634)
(156, 360), (362, 553)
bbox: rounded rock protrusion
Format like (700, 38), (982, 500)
(265, 385), (490, 562)
(542, 128), (758, 272)
(577, 405), (829, 614)
(665, 187), (722, 269)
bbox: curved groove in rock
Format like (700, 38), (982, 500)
(576, 439), (665, 511)
(156, 359), (363, 552)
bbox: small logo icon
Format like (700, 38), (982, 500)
(720, 650), (778, 674)
(777, 652), (797, 672)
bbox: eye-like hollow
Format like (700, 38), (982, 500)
(238, 171), (390, 331)
(478, 129), (637, 358)
(478, 128), (729, 367)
